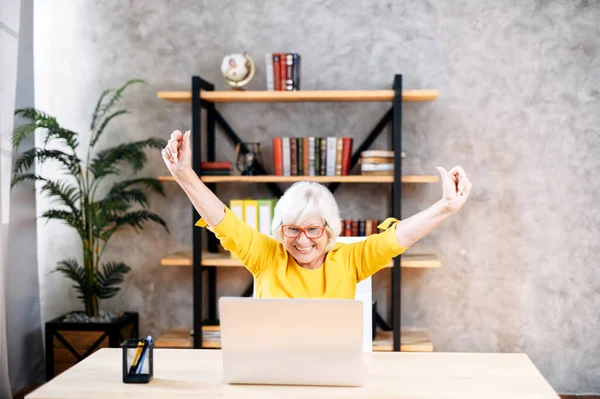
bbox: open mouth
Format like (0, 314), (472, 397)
(293, 245), (314, 253)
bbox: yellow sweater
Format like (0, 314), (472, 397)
(196, 207), (408, 299)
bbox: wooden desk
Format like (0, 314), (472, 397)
(27, 349), (559, 398)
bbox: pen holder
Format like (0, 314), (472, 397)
(121, 338), (153, 383)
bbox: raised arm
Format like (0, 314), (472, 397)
(162, 130), (225, 227)
(395, 165), (472, 248)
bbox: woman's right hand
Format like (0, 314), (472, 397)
(162, 130), (192, 180)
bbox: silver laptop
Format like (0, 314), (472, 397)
(219, 297), (364, 387)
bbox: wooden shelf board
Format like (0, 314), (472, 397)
(162, 251), (440, 269)
(158, 175), (439, 184)
(373, 329), (434, 352)
(157, 90), (439, 103)
(155, 326), (432, 352)
(154, 326), (220, 349)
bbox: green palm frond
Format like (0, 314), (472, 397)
(42, 209), (84, 236)
(89, 138), (167, 179)
(107, 209), (169, 234)
(11, 123), (37, 150)
(11, 173), (45, 188)
(90, 89), (110, 131)
(91, 79), (144, 132)
(96, 262), (131, 299)
(13, 148), (80, 177)
(90, 109), (128, 147)
(13, 108), (79, 151)
(110, 177), (165, 196)
(41, 180), (81, 214)
(53, 259), (90, 301)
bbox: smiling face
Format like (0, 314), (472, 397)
(282, 214), (329, 270)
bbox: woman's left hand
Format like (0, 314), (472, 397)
(436, 166), (472, 213)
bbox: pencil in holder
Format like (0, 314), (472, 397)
(121, 336), (153, 383)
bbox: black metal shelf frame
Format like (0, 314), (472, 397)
(190, 74), (404, 351)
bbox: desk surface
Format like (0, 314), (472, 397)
(28, 349), (558, 399)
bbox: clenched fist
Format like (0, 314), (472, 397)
(436, 166), (472, 213)
(162, 130), (192, 180)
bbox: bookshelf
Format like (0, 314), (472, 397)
(157, 75), (438, 352)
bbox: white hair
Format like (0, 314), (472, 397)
(271, 181), (341, 251)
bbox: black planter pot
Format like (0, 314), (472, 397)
(45, 311), (139, 380)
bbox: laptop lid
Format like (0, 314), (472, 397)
(219, 297), (364, 387)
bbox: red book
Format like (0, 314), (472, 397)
(343, 220), (352, 236)
(272, 54), (281, 91)
(272, 137), (283, 176)
(279, 53), (287, 91)
(341, 137), (353, 175)
(201, 161), (231, 170)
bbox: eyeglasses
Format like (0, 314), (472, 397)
(281, 224), (326, 239)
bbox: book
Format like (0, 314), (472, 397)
(201, 161), (232, 170)
(282, 137), (291, 176)
(285, 54), (294, 91)
(243, 200), (258, 231)
(361, 163), (394, 172)
(341, 138), (353, 175)
(273, 137), (283, 176)
(265, 53), (274, 91)
(272, 54), (281, 91)
(257, 199), (277, 235)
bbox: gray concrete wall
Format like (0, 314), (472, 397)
(33, 0), (599, 393)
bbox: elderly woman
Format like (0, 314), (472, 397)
(162, 130), (472, 298)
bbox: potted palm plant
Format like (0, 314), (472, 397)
(11, 79), (169, 379)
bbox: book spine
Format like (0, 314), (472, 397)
(292, 53), (301, 90)
(308, 137), (316, 176)
(341, 137), (353, 175)
(320, 138), (327, 176)
(335, 137), (343, 176)
(303, 137), (309, 176)
(343, 220), (352, 236)
(365, 219), (373, 236)
(265, 53), (274, 91)
(361, 163), (394, 172)
(326, 137), (337, 176)
(280, 53), (287, 91)
(358, 220), (366, 236)
(273, 137), (283, 176)
(285, 53), (294, 91)
(290, 138), (298, 176)
(273, 54), (281, 91)
(297, 138), (304, 176)
(201, 161), (232, 169)
(282, 137), (291, 176)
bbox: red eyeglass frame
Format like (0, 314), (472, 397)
(280, 224), (326, 239)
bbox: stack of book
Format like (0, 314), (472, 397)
(359, 150), (405, 176)
(265, 53), (301, 91)
(341, 219), (381, 236)
(201, 161), (232, 176)
(273, 137), (353, 176)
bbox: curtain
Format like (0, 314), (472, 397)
(1, 0), (22, 396)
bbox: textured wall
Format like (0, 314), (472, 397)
(33, 0), (599, 393)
